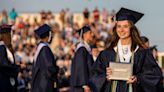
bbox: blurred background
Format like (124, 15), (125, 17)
(1, 0), (164, 51)
(0, 0), (164, 92)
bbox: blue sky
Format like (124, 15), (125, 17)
(1, 0), (164, 51)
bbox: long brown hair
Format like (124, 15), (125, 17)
(0, 32), (14, 53)
(108, 20), (147, 51)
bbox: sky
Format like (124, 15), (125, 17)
(0, 0), (164, 52)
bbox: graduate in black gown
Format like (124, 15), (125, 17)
(90, 7), (163, 92)
(0, 25), (19, 92)
(31, 24), (59, 92)
(70, 25), (94, 92)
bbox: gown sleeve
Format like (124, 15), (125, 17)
(89, 51), (109, 92)
(136, 49), (163, 92)
(40, 46), (59, 81)
(71, 47), (92, 87)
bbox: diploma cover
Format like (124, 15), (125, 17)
(109, 62), (133, 81)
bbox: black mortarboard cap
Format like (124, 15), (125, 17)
(34, 24), (51, 38)
(0, 25), (12, 34)
(77, 25), (91, 35)
(116, 7), (144, 24)
(141, 36), (149, 43)
(149, 45), (158, 53)
(150, 45), (158, 50)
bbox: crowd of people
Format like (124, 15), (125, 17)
(0, 7), (164, 92)
(0, 7), (115, 92)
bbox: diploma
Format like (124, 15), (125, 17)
(109, 62), (133, 81)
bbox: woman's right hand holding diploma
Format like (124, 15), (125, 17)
(106, 67), (112, 80)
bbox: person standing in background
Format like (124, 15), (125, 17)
(31, 24), (59, 92)
(70, 25), (94, 92)
(83, 8), (90, 25)
(0, 25), (19, 92)
(1, 10), (8, 25)
(9, 8), (18, 24)
(93, 7), (100, 23)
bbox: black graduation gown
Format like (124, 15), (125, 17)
(70, 47), (94, 92)
(31, 43), (59, 92)
(90, 47), (163, 92)
(0, 45), (19, 92)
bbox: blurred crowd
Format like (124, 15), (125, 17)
(0, 7), (163, 92)
(0, 7), (116, 92)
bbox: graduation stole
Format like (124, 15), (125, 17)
(33, 43), (48, 66)
(111, 48), (134, 92)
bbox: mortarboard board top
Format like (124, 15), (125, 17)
(116, 7), (144, 24)
(34, 24), (51, 38)
(0, 25), (12, 34)
(150, 45), (158, 50)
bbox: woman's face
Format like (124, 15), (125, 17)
(84, 30), (93, 43)
(116, 20), (131, 40)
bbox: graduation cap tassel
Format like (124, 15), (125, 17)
(113, 14), (116, 22)
(111, 48), (119, 92)
(129, 84), (133, 92)
(111, 80), (117, 92)
(48, 31), (52, 42)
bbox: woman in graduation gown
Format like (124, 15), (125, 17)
(0, 25), (19, 92)
(70, 25), (94, 92)
(90, 8), (163, 92)
(31, 24), (59, 92)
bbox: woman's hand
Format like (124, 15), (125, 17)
(127, 75), (137, 84)
(106, 67), (112, 80)
(83, 85), (90, 92)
